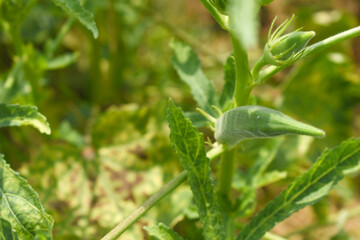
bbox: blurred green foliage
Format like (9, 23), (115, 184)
(0, 0), (360, 239)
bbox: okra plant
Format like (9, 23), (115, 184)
(102, 1), (360, 240)
(1, 0), (360, 239)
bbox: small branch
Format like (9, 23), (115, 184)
(46, 17), (76, 59)
(101, 144), (225, 240)
(257, 25), (360, 84)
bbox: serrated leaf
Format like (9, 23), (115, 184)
(0, 104), (51, 134)
(51, 0), (98, 38)
(171, 40), (219, 116)
(0, 155), (53, 239)
(0, 218), (18, 240)
(144, 223), (184, 240)
(219, 55), (235, 109)
(236, 138), (360, 240)
(167, 99), (224, 240)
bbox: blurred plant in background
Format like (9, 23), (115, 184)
(0, 0), (360, 239)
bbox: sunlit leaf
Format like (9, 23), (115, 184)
(0, 155), (53, 239)
(51, 0), (99, 38)
(167, 99), (224, 240)
(0, 104), (51, 134)
(236, 138), (360, 240)
(144, 223), (184, 240)
(171, 40), (219, 116)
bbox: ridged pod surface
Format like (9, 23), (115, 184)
(215, 105), (325, 146)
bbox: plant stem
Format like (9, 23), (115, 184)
(230, 33), (253, 107)
(218, 148), (235, 198)
(101, 144), (224, 240)
(257, 25), (360, 84)
(46, 17), (76, 59)
(251, 55), (266, 83)
(199, 0), (229, 30)
(9, 25), (23, 57)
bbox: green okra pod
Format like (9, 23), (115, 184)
(215, 105), (325, 146)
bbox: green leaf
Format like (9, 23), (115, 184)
(0, 218), (18, 240)
(0, 154), (53, 239)
(236, 138), (360, 240)
(51, 0), (99, 38)
(167, 99), (225, 240)
(144, 223), (184, 240)
(229, 0), (260, 48)
(46, 53), (77, 70)
(219, 55), (235, 109)
(171, 40), (219, 116)
(0, 104), (51, 134)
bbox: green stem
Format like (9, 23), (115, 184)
(251, 55), (266, 83)
(199, 0), (229, 30)
(257, 25), (360, 84)
(46, 17), (76, 59)
(101, 144), (225, 240)
(218, 148), (235, 198)
(230, 33), (253, 107)
(9, 25), (23, 57)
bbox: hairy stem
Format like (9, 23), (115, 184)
(218, 148), (235, 198)
(230, 33), (253, 107)
(257, 25), (360, 84)
(101, 144), (224, 240)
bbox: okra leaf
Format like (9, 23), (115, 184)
(229, 0), (259, 48)
(0, 104), (51, 135)
(144, 223), (184, 240)
(167, 99), (225, 240)
(0, 218), (18, 240)
(219, 55), (235, 109)
(236, 138), (360, 240)
(0, 155), (53, 239)
(51, 0), (98, 38)
(171, 40), (219, 116)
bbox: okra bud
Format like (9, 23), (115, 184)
(215, 105), (325, 146)
(262, 15), (315, 66)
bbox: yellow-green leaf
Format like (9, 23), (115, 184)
(0, 104), (51, 134)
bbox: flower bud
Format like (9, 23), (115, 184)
(264, 31), (315, 66)
(261, 15), (315, 66)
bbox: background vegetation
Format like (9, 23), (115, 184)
(1, 0), (360, 239)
